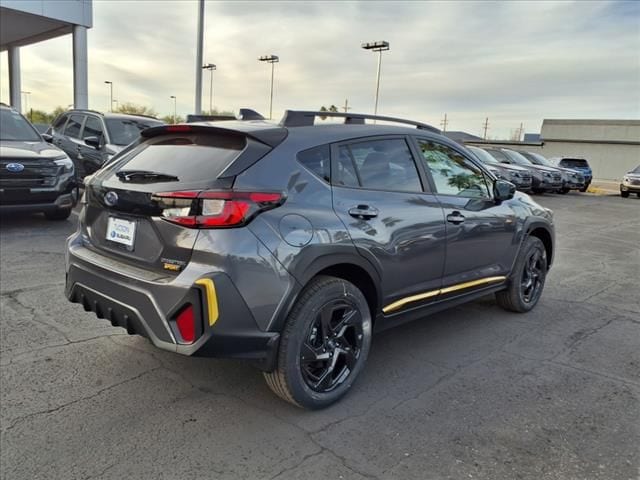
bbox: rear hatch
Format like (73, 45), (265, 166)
(82, 124), (281, 274)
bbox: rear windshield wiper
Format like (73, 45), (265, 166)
(116, 170), (179, 183)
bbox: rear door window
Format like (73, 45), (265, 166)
(335, 138), (423, 192)
(64, 114), (84, 139)
(111, 133), (246, 182)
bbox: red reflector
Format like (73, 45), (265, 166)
(165, 125), (192, 132)
(249, 192), (283, 203)
(176, 305), (196, 343)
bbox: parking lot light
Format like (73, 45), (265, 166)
(258, 54), (279, 120)
(202, 63), (217, 114)
(170, 95), (177, 123)
(104, 81), (113, 112)
(361, 40), (390, 117)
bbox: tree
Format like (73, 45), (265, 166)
(160, 114), (185, 124)
(114, 102), (157, 117)
(319, 105), (339, 120)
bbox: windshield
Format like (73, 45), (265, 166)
(632, 165), (640, 174)
(467, 146), (499, 164)
(484, 148), (510, 163)
(0, 108), (42, 142)
(502, 149), (533, 166)
(105, 118), (164, 146)
(561, 158), (589, 168)
(520, 151), (553, 167)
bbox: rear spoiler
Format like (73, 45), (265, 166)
(141, 123), (287, 148)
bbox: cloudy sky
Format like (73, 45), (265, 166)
(1, 0), (639, 138)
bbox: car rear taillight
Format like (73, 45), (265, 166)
(176, 304), (196, 343)
(152, 190), (285, 228)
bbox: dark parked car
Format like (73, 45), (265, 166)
(466, 145), (532, 191)
(66, 110), (555, 409)
(0, 103), (78, 220)
(620, 165), (640, 198)
(517, 150), (584, 194)
(46, 110), (164, 178)
(483, 148), (562, 193)
(550, 157), (592, 192)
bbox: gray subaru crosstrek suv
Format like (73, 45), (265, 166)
(65, 110), (555, 409)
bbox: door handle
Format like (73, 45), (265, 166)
(348, 205), (379, 219)
(446, 211), (465, 224)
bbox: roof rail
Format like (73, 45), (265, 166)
(280, 110), (440, 133)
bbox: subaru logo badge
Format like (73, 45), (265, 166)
(6, 163), (25, 173)
(104, 191), (118, 207)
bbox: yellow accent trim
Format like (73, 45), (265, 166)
(195, 278), (219, 326)
(382, 276), (507, 314)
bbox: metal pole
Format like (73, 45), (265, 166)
(269, 61), (275, 120)
(72, 26), (89, 109)
(209, 69), (214, 113)
(173, 97), (177, 123)
(194, 0), (204, 115)
(109, 83), (113, 112)
(8, 46), (22, 112)
(374, 49), (382, 116)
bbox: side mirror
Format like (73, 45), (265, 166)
(84, 136), (101, 149)
(494, 179), (516, 202)
(41, 133), (53, 143)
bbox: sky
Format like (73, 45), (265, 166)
(1, 0), (639, 138)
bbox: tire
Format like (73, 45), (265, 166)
(580, 183), (590, 193)
(532, 188), (544, 195)
(621, 191), (629, 198)
(496, 236), (548, 313)
(44, 208), (72, 221)
(560, 187), (570, 194)
(264, 276), (372, 409)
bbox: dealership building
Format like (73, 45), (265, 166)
(460, 119), (640, 181)
(0, 0), (92, 111)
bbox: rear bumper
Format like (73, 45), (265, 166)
(65, 240), (280, 370)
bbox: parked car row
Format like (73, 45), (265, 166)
(0, 104), (165, 219)
(466, 145), (591, 195)
(44, 109), (164, 178)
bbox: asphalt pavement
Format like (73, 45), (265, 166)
(1, 192), (638, 480)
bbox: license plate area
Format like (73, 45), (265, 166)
(106, 217), (136, 250)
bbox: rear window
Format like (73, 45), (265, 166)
(298, 144), (330, 182)
(560, 158), (589, 168)
(114, 133), (246, 182)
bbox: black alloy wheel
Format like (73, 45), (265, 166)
(300, 299), (364, 393)
(264, 276), (372, 409)
(495, 236), (547, 313)
(521, 248), (545, 304)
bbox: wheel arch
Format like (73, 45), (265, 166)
(270, 252), (382, 332)
(526, 223), (554, 268)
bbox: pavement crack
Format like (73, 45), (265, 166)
(3, 366), (161, 432)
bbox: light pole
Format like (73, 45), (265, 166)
(170, 96), (177, 123)
(104, 81), (113, 112)
(361, 41), (389, 116)
(258, 55), (279, 120)
(202, 63), (216, 114)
